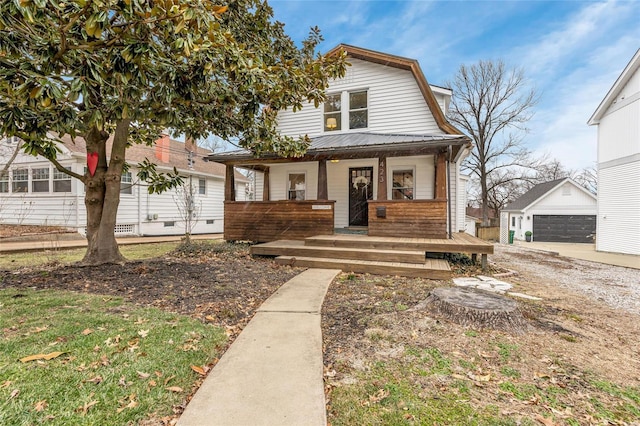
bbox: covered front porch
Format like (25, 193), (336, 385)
(215, 133), (469, 243)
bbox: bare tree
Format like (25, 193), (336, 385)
(0, 136), (22, 181)
(173, 177), (202, 245)
(447, 60), (538, 225)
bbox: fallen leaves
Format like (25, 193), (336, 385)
(34, 400), (48, 412)
(77, 395), (98, 415)
(117, 393), (139, 413)
(19, 351), (66, 363)
(190, 365), (208, 376)
(166, 386), (183, 393)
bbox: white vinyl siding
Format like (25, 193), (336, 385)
(598, 98), (640, 163)
(268, 162), (318, 202)
(597, 161), (640, 255)
(277, 58), (444, 137)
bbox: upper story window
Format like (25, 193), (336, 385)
(120, 171), (133, 194)
(324, 93), (341, 132)
(324, 90), (368, 132)
(198, 178), (206, 195)
(287, 172), (306, 200)
(32, 167), (50, 192)
(53, 168), (72, 192)
(12, 168), (28, 193)
(349, 91), (368, 129)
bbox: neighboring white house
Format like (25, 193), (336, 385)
(500, 178), (597, 243)
(0, 133), (247, 236)
(207, 44), (473, 242)
(588, 49), (640, 255)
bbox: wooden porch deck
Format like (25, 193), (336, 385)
(251, 232), (493, 279)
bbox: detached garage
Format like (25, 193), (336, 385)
(500, 178), (597, 244)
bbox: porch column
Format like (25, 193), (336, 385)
(377, 156), (387, 200)
(317, 159), (328, 200)
(225, 164), (236, 201)
(435, 152), (447, 200)
(262, 167), (270, 201)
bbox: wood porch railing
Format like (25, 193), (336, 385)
(224, 200), (335, 242)
(368, 200), (447, 239)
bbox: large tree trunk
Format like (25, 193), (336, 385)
(82, 120), (130, 265)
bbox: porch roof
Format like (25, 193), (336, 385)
(206, 132), (470, 165)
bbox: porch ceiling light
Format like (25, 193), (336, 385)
(326, 117), (337, 129)
(330, 159), (340, 163)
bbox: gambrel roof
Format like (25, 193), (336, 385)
(327, 44), (463, 135)
(588, 48), (640, 125)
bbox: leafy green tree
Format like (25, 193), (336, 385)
(0, 0), (346, 264)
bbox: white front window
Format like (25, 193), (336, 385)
(287, 172), (306, 200)
(32, 167), (50, 193)
(53, 168), (72, 192)
(391, 169), (414, 200)
(120, 171), (133, 194)
(12, 168), (28, 193)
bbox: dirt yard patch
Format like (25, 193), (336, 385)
(322, 245), (640, 425)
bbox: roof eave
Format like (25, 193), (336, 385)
(327, 44), (466, 136)
(588, 48), (640, 125)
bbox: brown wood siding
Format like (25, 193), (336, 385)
(224, 201), (335, 242)
(367, 200), (447, 238)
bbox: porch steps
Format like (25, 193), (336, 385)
(273, 256), (451, 280)
(251, 240), (426, 264)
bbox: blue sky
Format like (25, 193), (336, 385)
(269, 0), (640, 169)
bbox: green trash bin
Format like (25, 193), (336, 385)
(508, 230), (515, 244)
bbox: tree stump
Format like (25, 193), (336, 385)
(424, 287), (528, 333)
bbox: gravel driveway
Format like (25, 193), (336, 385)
(491, 243), (640, 315)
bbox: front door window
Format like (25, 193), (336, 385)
(349, 167), (373, 226)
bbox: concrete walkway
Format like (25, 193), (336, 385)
(514, 241), (640, 270)
(0, 233), (223, 254)
(177, 268), (341, 426)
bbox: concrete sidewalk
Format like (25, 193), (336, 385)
(513, 241), (640, 270)
(177, 268), (341, 426)
(0, 233), (223, 254)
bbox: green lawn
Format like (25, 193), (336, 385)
(0, 289), (226, 425)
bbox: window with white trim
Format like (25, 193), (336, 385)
(12, 168), (28, 193)
(198, 178), (206, 195)
(323, 93), (341, 132)
(53, 168), (72, 192)
(391, 169), (414, 200)
(287, 173), (306, 200)
(32, 167), (50, 193)
(349, 91), (368, 129)
(323, 90), (368, 132)
(0, 172), (8, 193)
(120, 171), (133, 194)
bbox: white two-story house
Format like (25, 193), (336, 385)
(207, 44), (473, 243)
(588, 49), (640, 255)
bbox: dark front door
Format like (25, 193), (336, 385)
(349, 167), (373, 226)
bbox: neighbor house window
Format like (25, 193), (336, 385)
(53, 168), (72, 192)
(0, 173), (8, 193)
(349, 91), (368, 129)
(287, 173), (306, 200)
(392, 169), (414, 200)
(120, 171), (132, 194)
(198, 178), (206, 195)
(324, 93), (341, 132)
(12, 168), (28, 193)
(32, 167), (50, 193)
(511, 217), (516, 227)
